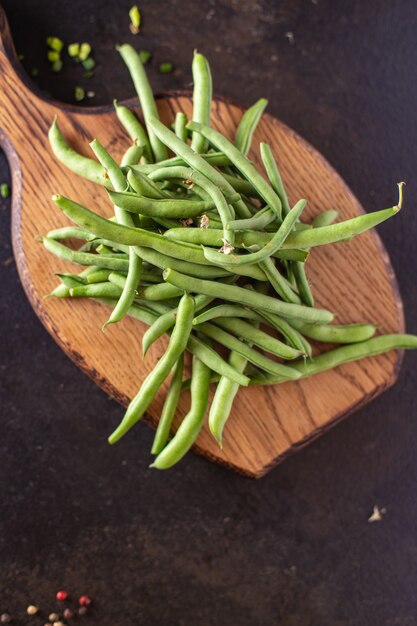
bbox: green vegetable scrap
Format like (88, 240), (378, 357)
(129, 5), (141, 34)
(46, 36), (64, 52)
(79, 43), (91, 61)
(0, 183), (10, 199)
(139, 50), (151, 64)
(43, 46), (416, 470)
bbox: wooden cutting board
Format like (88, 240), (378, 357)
(0, 7), (404, 477)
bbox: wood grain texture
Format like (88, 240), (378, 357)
(0, 8), (404, 477)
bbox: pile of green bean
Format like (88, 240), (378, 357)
(44, 44), (417, 469)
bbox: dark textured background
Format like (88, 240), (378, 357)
(1, 1), (417, 624)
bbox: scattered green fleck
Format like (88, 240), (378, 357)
(139, 49), (151, 64)
(75, 86), (85, 101)
(31, 67), (39, 77)
(68, 43), (80, 58)
(159, 62), (173, 74)
(0, 183), (10, 199)
(17, 53), (24, 61)
(82, 57), (95, 71)
(86, 90), (95, 99)
(46, 36), (64, 52)
(83, 70), (94, 78)
(129, 5), (141, 34)
(47, 50), (60, 63)
(79, 43), (91, 61)
(51, 59), (63, 73)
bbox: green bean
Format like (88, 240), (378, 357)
(46, 226), (94, 241)
(107, 190), (212, 217)
(69, 282), (123, 298)
(55, 272), (88, 288)
(120, 142), (143, 167)
(86, 269), (112, 284)
(250, 334), (417, 385)
(290, 320), (377, 344)
(97, 298), (160, 326)
(148, 116), (238, 201)
(198, 322), (301, 378)
(143, 294), (214, 355)
(259, 257), (301, 303)
(108, 271), (163, 293)
(131, 151), (232, 174)
(151, 354), (184, 455)
(193, 304), (261, 325)
(52, 194), (267, 281)
(136, 282), (183, 301)
(209, 350), (247, 447)
(113, 99), (152, 162)
(109, 293), (195, 444)
(187, 121), (282, 219)
(203, 199), (306, 266)
(117, 44), (168, 162)
(164, 203), (399, 250)
(228, 206), (276, 231)
(260, 142), (291, 216)
(174, 112), (188, 142)
(43, 237), (130, 271)
(220, 173), (259, 198)
(151, 355), (211, 469)
(235, 98), (268, 156)
(127, 167), (170, 199)
(147, 165), (236, 244)
(164, 268), (334, 323)
(292, 261), (314, 307)
(213, 318), (303, 360)
(48, 117), (111, 188)
(135, 246), (230, 279)
(191, 51), (212, 153)
(311, 209), (339, 228)
(90, 139), (143, 329)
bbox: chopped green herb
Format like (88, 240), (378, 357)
(46, 36), (64, 52)
(47, 50), (60, 63)
(83, 70), (94, 78)
(17, 53), (24, 61)
(159, 62), (174, 74)
(68, 43), (80, 58)
(75, 86), (85, 101)
(31, 67), (39, 77)
(129, 5), (141, 34)
(51, 59), (63, 73)
(79, 43), (91, 61)
(82, 57), (95, 71)
(0, 183), (10, 198)
(139, 49), (151, 64)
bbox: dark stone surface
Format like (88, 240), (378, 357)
(1, 1), (417, 624)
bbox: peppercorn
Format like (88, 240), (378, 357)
(48, 614), (59, 622)
(26, 606), (39, 616)
(78, 595), (91, 607)
(53, 621), (64, 626)
(78, 607), (88, 616)
(63, 609), (73, 619)
(56, 591), (68, 602)
(0, 614), (12, 624)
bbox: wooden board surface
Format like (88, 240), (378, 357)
(0, 11), (404, 477)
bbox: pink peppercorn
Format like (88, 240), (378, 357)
(56, 591), (68, 602)
(78, 596), (91, 607)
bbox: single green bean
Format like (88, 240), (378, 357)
(137, 282), (183, 301)
(234, 98), (268, 156)
(260, 142), (291, 216)
(191, 51), (212, 153)
(109, 293), (195, 443)
(292, 261), (314, 307)
(250, 334), (417, 385)
(187, 120), (282, 219)
(213, 317), (303, 360)
(48, 117), (110, 187)
(43, 237), (130, 271)
(86, 269), (112, 284)
(188, 335), (249, 385)
(208, 350), (247, 447)
(164, 268), (334, 323)
(174, 112), (188, 142)
(117, 44), (168, 162)
(127, 167), (170, 199)
(70, 282), (123, 298)
(107, 190), (212, 217)
(135, 246), (230, 279)
(311, 209), (339, 227)
(193, 304), (261, 325)
(46, 226), (94, 241)
(151, 355), (211, 469)
(259, 256), (301, 304)
(151, 354), (184, 455)
(131, 151), (232, 174)
(114, 99), (152, 162)
(228, 206), (276, 231)
(120, 142), (143, 167)
(291, 320), (377, 344)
